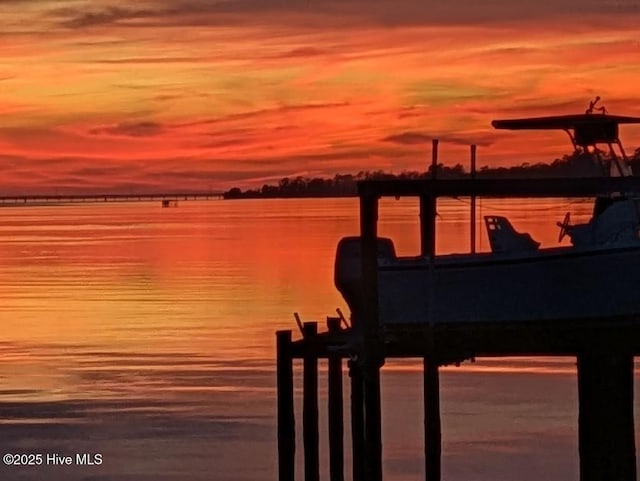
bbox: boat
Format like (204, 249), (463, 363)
(162, 199), (178, 207)
(334, 101), (640, 326)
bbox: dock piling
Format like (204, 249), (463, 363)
(423, 358), (441, 481)
(276, 330), (295, 481)
(327, 317), (345, 481)
(577, 350), (636, 481)
(431, 139), (439, 178)
(349, 359), (365, 481)
(303, 322), (320, 481)
(363, 362), (383, 481)
(360, 192), (384, 481)
(470, 144), (477, 254)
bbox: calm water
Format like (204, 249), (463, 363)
(0, 197), (636, 481)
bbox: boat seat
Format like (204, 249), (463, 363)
(484, 216), (540, 253)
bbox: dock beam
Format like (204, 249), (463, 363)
(578, 350), (636, 481)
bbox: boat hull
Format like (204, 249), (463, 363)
(335, 239), (640, 325)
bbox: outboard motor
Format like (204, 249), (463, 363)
(334, 236), (396, 320)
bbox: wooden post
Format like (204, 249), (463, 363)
(423, 146), (441, 481)
(420, 195), (437, 259)
(349, 359), (365, 481)
(422, 142), (438, 325)
(359, 193), (379, 331)
(424, 358), (442, 481)
(364, 363), (383, 481)
(359, 193), (383, 481)
(277, 330), (295, 481)
(431, 139), (439, 179)
(328, 317), (345, 481)
(303, 322), (319, 481)
(577, 351), (636, 481)
(470, 144), (477, 254)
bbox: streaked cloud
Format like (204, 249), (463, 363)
(90, 121), (165, 137)
(383, 132), (433, 145)
(1, 0), (640, 192)
(58, 6), (156, 29)
(45, 1), (640, 30)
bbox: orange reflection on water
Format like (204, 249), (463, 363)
(0, 195), (592, 409)
(0, 197), (597, 360)
(0, 197), (638, 481)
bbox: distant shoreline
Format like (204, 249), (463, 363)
(223, 150), (640, 199)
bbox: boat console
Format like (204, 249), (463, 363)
(492, 99), (640, 249)
(484, 216), (540, 253)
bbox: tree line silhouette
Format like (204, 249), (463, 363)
(224, 148), (640, 199)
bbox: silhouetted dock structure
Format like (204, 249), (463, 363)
(276, 172), (640, 481)
(0, 192), (223, 206)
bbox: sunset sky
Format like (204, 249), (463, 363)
(2, 0), (640, 194)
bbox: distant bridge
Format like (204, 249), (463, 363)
(0, 192), (225, 206)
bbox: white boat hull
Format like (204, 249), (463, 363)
(335, 239), (640, 325)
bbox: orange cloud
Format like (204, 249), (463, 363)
(1, 1), (640, 193)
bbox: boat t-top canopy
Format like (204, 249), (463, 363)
(492, 99), (640, 176)
(492, 112), (640, 148)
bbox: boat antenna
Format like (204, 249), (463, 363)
(585, 96), (607, 115)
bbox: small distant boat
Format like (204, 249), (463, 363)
(335, 101), (640, 325)
(162, 199), (178, 208)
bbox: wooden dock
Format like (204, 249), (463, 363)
(0, 192), (223, 206)
(276, 174), (640, 481)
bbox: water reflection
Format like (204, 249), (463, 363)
(0, 198), (633, 481)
